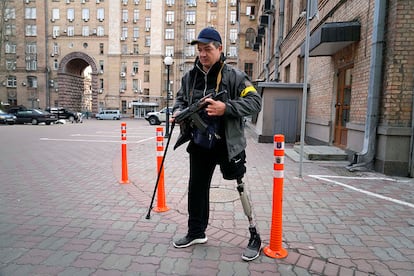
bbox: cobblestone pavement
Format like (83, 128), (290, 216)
(0, 119), (413, 276)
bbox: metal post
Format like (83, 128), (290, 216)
(165, 64), (170, 138)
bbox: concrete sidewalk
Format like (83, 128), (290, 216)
(0, 119), (413, 275)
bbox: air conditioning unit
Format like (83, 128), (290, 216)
(145, 27), (150, 32)
(51, 18), (55, 22)
(230, 39), (236, 44)
(25, 0), (30, 4)
(134, 0), (139, 4)
(83, 18), (89, 22)
(133, 38), (137, 42)
(131, 72), (135, 76)
(123, 19), (128, 23)
(98, 89), (103, 93)
(120, 37), (126, 41)
(69, 18), (73, 22)
(99, 70), (104, 74)
(167, 21), (172, 25)
(133, 19), (137, 23)
(81, 0), (86, 4)
(66, 0), (70, 4)
(98, 18), (104, 22)
(120, 72), (126, 77)
(134, 89), (138, 93)
(249, 15), (255, 20)
(120, 89), (125, 93)
(96, 0), (100, 3)
(230, 20), (236, 25)
(93, 29), (97, 34)
(50, 53), (55, 57)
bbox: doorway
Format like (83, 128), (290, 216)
(334, 67), (352, 148)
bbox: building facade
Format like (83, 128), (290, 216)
(252, 0), (414, 176)
(0, 0), (258, 118)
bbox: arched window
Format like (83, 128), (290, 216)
(245, 28), (255, 49)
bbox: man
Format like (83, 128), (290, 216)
(171, 27), (262, 261)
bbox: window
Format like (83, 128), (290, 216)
(132, 62), (139, 73)
(28, 76), (38, 88)
(165, 29), (174, 40)
(7, 76), (17, 87)
(121, 27), (128, 39)
(122, 0), (128, 5)
(52, 43), (59, 55)
(51, 9), (60, 21)
(121, 62), (127, 73)
(97, 26), (105, 36)
(97, 8), (104, 21)
(186, 28), (195, 43)
(186, 11), (196, 24)
(186, 0), (196, 6)
(145, 0), (151, 9)
(6, 60), (16, 71)
(25, 7), (36, 19)
(166, 11), (174, 23)
(5, 24), (16, 36)
(133, 9), (139, 21)
(121, 44), (128, 54)
(133, 27), (139, 38)
(122, 9), (128, 22)
(133, 44), (139, 54)
(133, 79), (139, 90)
(82, 8), (90, 21)
(245, 28), (255, 48)
(5, 8), (16, 20)
(100, 79), (104, 89)
(166, 0), (174, 6)
(53, 59), (59, 70)
(244, 63), (253, 79)
(230, 11), (237, 24)
(99, 60), (104, 72)
(246, 6), (255, 16)
(67, 8), (74, 21)
(5, 42), (17, 54)
(99, 43), (104, 54)
(120, 79), (126, 90)
(145, 36), (150, 47)
(165, 46), (174, 57)
(82, 26), (89, 36)
(229, 29), (237, 43)
(26, 43), (37, 54)
(26, 58), (37, 71)
(228, 46), (237, 57)
(67, 26), (74, 36)
(25, 25), (37, 36)
(185, 45), (195, 57)
(284, 64), (291, 82)
(145, 17), (151, 30)
(53, 26), (60, 37)
(144, 71), (150, 82)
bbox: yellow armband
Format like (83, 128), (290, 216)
(240, 86), (257, 98)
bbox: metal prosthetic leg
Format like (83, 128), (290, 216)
(237, 178), (261, 261)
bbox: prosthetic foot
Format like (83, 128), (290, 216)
(236, 178), (261, 261)
(242, 226), (261, 261)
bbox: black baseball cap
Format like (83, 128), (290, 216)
(190, 27), (222, 45)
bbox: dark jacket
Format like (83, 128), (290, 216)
(173, 55), (262, 160)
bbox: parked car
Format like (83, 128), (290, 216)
(0, 109), (17, 125)
(96, 109), (121, 120)
(15, 109), (58, 125)
(45, 107), (81, 123)
(6, 105), (27, 115)
(145, 107), (171, 125)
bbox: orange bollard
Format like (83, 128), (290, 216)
(153, 127), (169, 212)
(263, 134), (288, 259)
(119, 122), (130, 184)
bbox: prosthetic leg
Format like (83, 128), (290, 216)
(236, 177), (261, 261)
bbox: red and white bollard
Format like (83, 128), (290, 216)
(153, 127), (169, 212)
(119, 122), (130, 184)
(263, 134), (288, 258)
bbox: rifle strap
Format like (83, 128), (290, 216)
(215, 62), (225, 93)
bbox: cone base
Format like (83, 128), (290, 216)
(119, 179), (130, 184)
(153, 206), (170, 212)
(263, 245), (288, 259)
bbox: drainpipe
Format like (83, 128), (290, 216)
(347, 0), (387, 171)
(264, 9), (273, 81)
(410, 74), (414, 177)
(44, 0), (50, 108)
(274, 0), (284, 82)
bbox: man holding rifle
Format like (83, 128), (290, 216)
(171, 27), (262, 261)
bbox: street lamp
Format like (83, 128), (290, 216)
(163, 56), (173, 138)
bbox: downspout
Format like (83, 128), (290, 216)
(410, 74), (414, 177)
(274, 0), (284, 82)
(45, 0), (50, 108)
(264, 7), (273, 81)
(347, 0), (387, 171)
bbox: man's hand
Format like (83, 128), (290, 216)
(205, 98), (226, 116)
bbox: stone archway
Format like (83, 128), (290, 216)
(58, 52), (99, 113)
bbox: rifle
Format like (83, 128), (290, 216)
(174, 90), (227, 132)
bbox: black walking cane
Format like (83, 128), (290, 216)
(146, 121), (176, 220)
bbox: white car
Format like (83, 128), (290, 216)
(145, 107), (171, 125)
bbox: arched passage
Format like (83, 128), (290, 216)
(57, 52), (99, 113)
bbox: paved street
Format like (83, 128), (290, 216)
(0, 119), (413, 276)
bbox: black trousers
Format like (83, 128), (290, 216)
(186, 141), (246, 238)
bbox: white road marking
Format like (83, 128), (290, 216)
(309, 175), (414, 209)
(40, 137), (155, 144)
